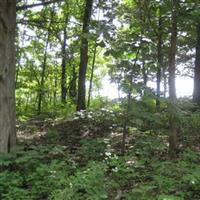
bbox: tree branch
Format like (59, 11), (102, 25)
(17, 0), (64, 11)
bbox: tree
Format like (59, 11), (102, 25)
(156, 7), (163, 112)
(57, 1), (70, 104)
(168, 0), (178, 157)
(87, 40), (97, 108)
(193, 23), (200, 104)
(0, 1), (16, 153)
(77, 0), (93, 111)
(37, 8), (54, 114)
(61, 17), (68, 104)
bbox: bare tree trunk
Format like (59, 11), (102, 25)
(15, 25), (26, 89)
(77, 0), (93, 111)
(87, 40), (97, 108)
(69, 65), (77, 102)
(15, 42), (21, 89)
(37, 32), (50, 114)
(61, 17), (68, 103)
(37, 9), (54, 114)
(0, 1), (16, 153)
(163, 67), (167, 98)
(168, 0), (177, 100)
(61, 29), (67, 103)
(142, 59), (147, 86)
(168, 0), (178, 158)
(54, 69), (57, 106)
(193, 23), (200, 104)
(156, 10), (163, 112)
(138, 0), (147, 88)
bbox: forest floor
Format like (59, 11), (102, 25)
(1, 109), (200, 200)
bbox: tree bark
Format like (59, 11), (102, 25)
(77, 0), (93, 111)
(87, 40), (97, 108)
(168, 0), (178, 157)
(142, 59), (147, 86)
(193, 23), (200, 104)
(168, 0), (177, 100)
(0, 1), (16, 153)
(69, 65), (77, 102)
(37, 9), (54, 114)
(54, 68), (57, 106)
(156, 11), (163, 112)
(61, 18), (68, 103)
(37, 31), (50, 114)
(163, 67), (167, 98)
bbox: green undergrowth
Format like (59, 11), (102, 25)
(1, 136), (200, 200)
(1, 107), (200, 200)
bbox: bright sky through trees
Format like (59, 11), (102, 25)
(100, 76), (193, 99)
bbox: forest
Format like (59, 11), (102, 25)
(0, 0), (200, 199)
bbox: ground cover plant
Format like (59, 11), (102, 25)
(1, 105), (200, 200)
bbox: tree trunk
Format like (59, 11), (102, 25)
(87, 40), (97, 108)
(0, 1), (16, 153)
(37, 32), (50, 114)
(168, 0), (177, 100)
(54, 69), (57, 106)
(69, 65), (77, 102)
(156, 11), (163, 112)
(138, 0), (147, 88)
(77, 0), (93, 111)
(142, 59), (147, 86)
(37, 9), (54, 114)
(168, 0), (178, 157)
(193, 23), (200, 104)
(61, 17), (68, 103)
(15, 44), (20, 89)
(163, 67), (167, 98)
